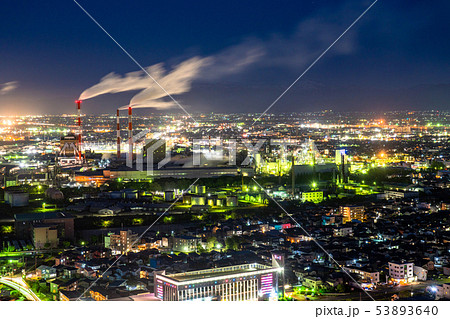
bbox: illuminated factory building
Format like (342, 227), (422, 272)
(154, 254), (284, 301)
(300, 190), (324, 203)
(59, 133), (83, 165)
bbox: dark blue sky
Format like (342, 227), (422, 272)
(0, 0), (449, 115)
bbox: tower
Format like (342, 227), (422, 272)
(116, 109), (121, 159)
(75, 100), (83, 161)
(127, 106), (133, 166)
(291, 155), (295, 196)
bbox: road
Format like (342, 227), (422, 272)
(0, 276), (41, 301)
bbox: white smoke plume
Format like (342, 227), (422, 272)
(79, 64), (164, 100)
(117, 100), (175, 110)
(79, 48), (258, 110)
(128, 57), (209, 109)
(80, 57), (209, 110)
(79, 5), (358, 111)
(0, 81), (19, 95)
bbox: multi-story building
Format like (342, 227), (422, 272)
(300, 191), (324, 203)
(33, 224), (59, 249)
(434, 283), (450, 300)
(388, 262), (415, 283)
(172, 235), (201, 252)
(154, 256), (283, 301)
(36, 265), (57, 279)
(335, 149), (348, 165)
(15, 212), (74, 240)
(105, 230), (138, 255)
(340, 205), (365, 223)
(343, 267), (380, 284)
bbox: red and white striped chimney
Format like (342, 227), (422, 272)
(127, 106), (133, 165)
(76, 100), (82, 160)
(116, 109), (121, 158)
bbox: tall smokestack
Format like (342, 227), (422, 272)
(76, 100), (82, 161)
(127, 106), (133, 166)
(116, 109), (121, 159)
(291, 155), (295, 196)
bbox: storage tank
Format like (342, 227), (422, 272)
(183, 195), (192, 204)
(191, 196), (206, 206)
(45, 188), (64, 200)
(226, 196), (238, 207)
(216, 198), (225, 207)
(5, 191), (29, 207)
(164, 191), (175, 201)
(124, 190), (138, 199)
(109, 191), (123, 199)
(197, 186), (207, 194)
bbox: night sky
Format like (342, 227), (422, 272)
(0, 0), (449, 115)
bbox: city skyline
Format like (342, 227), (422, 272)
(1, 0), (450, 309)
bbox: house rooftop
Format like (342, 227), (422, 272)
(15, 212), (73, 222)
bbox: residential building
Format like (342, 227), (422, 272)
(59, 290), (82, 301)
(413, 265), (428, 281)
(433, 283), (450, 300)
(105, 230), (139, 255)
(302, 276), (323, 291)
(388, 262), (415, 283)
(343, 267), (380, 284)
(33, 224), (59, 249)
(340, 205), (365, 223)
(172, 235), (200, 252)
(36, 265), (57, 279)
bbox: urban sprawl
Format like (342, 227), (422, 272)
(0, 110), (449, 302)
